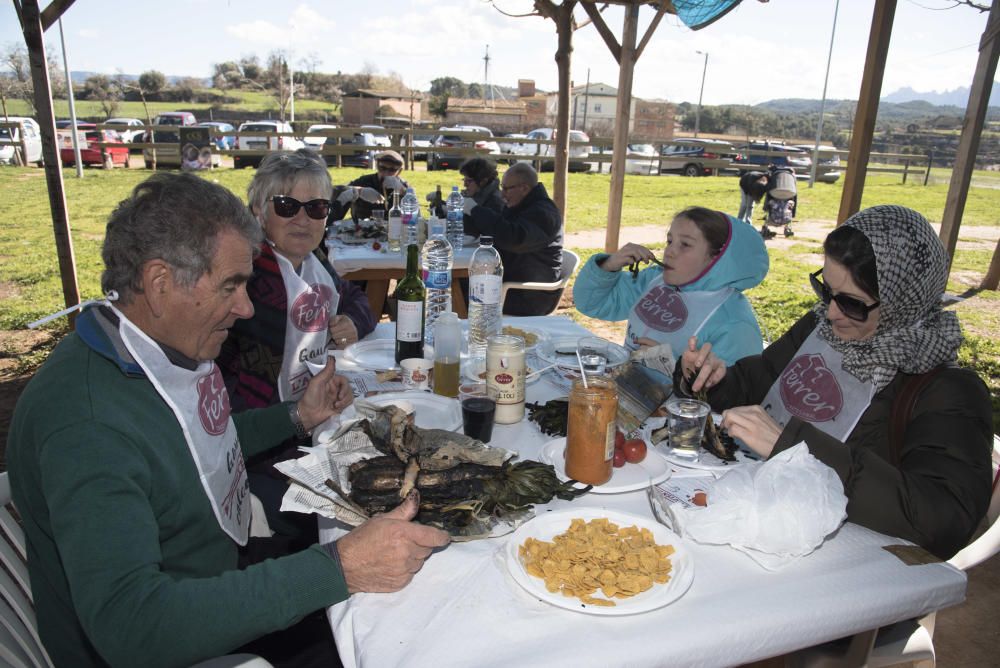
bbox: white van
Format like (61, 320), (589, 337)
(0, 116), (43, 166)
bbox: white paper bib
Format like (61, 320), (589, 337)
(274, 251), (339, 402)
(113, 306), (249, 545)
(760, 330), (877, 442)
(625, 282), (732, 353)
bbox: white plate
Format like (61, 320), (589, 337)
(644, 415), (761, 472)
(341, 391), (462, 431)
(343, 340), (432, 371)
(462, 358), (543, 385)
(535, 336), (630, 371)
(499, 324), (547, 352)
(538, 437), (671, 494)
(505, 508), (694, 616)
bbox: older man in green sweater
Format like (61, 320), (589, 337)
(8, 173), (449, 667)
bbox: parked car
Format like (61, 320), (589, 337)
(793, 143), (842, 183)
(498, 133), (530, 156)
(360, 125), (392, 148)
(514, 128), (591, 173)
(625, 143), (659, 175)
(735, 140), (811, 175)
(401, 132), (435, 160)
(427, 126), (494, 170)
(59, 123), (130, 167)
(234, 120), (305, 169)
(303, 123), (338, 149)
(105, 118), (145, 144)
(0, 116), (43, 166)
(659, 138), (739, 177)
(323, 132), (378, 168)
(55, 119), (74, 130)
(197, 121), (236, 150)
(142, 112), (199, 168)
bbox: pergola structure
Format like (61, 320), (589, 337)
(10, 0), (999, 330)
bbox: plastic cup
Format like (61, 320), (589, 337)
(665, 398), (711, 458)
(400, 358), (433, 391)
(459, 382), (496, 443)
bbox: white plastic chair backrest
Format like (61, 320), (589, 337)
(948, 436), (1000, 571)
(0, 472), (54, 668)
(499, 249), (580, 315)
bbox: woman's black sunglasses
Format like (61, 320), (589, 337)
(809, 269), (880, 322)
(270, 195), (332, 220)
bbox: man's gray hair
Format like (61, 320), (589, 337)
(505, 161), (538, 187)
(246, 148), (333, 219)
(101, 172), (262, 303)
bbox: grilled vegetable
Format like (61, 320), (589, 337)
(526, 399), (569, 437)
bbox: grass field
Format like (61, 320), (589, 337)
(0, 163), (997, 428)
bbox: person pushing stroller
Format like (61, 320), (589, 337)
(760, 165), (797, 239)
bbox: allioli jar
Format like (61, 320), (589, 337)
(565, 377), (618, 485)
(486, 334), (525, 424)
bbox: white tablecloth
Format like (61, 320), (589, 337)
(326, 237), (477, 275)
(322, 316), (967, 668)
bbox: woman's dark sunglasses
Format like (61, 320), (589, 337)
(271, 196), (332, 220)
(809, 269), (880, 322)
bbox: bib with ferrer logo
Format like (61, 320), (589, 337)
(625, 282), (732, 353)
(274, 251), (339, 402)
(760, 329), (876, 442)
(113, 307), (249, 545)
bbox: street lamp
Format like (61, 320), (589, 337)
(694, 50), (709, 138)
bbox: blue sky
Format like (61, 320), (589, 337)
(0, 0), (991, 105)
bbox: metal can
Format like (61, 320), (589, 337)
(565, 377), (618, 485)
(486, 334), (525, 424)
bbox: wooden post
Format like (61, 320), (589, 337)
(605, 5), (638, 253)
(837, 0), (896, 225)
(20, 0), (81, 325)
(925, 149), (933, 186)
(982, 237), (1000, 290)
(902, 159), (909, 184)
(939, 0), (1000, 271)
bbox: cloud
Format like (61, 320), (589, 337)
(226, 19), (287, 46)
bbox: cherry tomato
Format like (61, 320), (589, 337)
(371, 241), (382, 250)
(614, 430), (625, 450)
(613, 449), (626, 468)
(622, 439), (647, 464)
(692, 491), (708, 507)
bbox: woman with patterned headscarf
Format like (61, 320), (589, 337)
(677, 205), (993, 559)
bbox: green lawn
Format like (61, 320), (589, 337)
(0, 163), (997, 429)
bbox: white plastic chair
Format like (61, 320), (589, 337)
(500, 249), (579, 316)
(0, 472), (273, 668)
(864, 434), (1000, 668)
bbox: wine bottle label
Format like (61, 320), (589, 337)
(470, 275), (501, 305)
(422, 270), (451, 290)
(396, 301), (423, 342)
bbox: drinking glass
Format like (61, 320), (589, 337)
(576, 336), (611, 377)
(459, 382), (496, 443)
(665, 398), (711, 459)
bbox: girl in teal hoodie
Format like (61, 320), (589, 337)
(573, 206), (769, 364)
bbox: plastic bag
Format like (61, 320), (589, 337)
(657, 443), (847, 569)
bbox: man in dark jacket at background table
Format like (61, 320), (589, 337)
(462, 162), (564, 316)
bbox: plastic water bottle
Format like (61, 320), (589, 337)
(421, 215), (453, 347)
(401, 187), (420, 248)
(467, 235), (504, 359)
(446, 185), (465, 251)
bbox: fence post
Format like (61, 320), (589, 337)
(902, 159), (909, 184)
(924, 149), (933, 186)
(18, 122), (28, 166)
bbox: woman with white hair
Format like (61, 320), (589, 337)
(218, 148), (376, 543)
(680, 205), (993, 559)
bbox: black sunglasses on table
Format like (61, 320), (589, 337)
(809, 269), (880, 322)
(270, 195), (332, 220)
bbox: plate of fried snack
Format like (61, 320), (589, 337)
(506, 508), (694, 615)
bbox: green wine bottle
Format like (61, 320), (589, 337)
(395, 243), (425, 363)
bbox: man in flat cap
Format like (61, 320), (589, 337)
(327, 149), (410, 223)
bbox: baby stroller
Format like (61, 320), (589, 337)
(760, 166), (797, 239)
